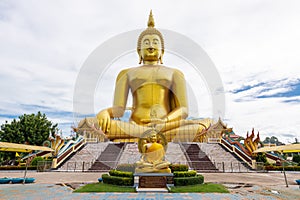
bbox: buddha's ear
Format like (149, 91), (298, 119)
(159, 49), (164, 64)
(138, 50), (143, 64)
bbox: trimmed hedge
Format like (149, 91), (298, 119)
(170, 164), (188, 172)
(115, 164), (136, 172)
(109, 170), (133, 178)
(265, 165), (300, 171)
(173, 170), (197, 177)
(0, 166), (36, 170)
(102, 174), (134, 186)
(174, 174), (204, 186)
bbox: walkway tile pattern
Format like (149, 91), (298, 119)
(0, 183), (278, 200)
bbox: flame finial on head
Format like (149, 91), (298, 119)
(148, 10), (155, 28)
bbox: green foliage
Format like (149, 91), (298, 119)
(0, 112), (57, 163)
(255, 153), (267, 163)
(265, 165), (300, 171)
(109, 170), (133, 178)
(116, 163), (136, 172)
(263, 136), (284, 146)
(170, 183), (229, 193)
(292, 154), (300, 164)
(169, 164), (188, 172)
(174, 174), (204, 186)
(173, 170), (197, 177)
(102, 174), (134, 186)
(30, 156), (44, 166)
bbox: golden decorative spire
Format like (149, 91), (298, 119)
(147, 10), (155, 28)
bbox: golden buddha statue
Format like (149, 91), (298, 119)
(135, 130), (171, 173)
(85, 11), (212, 142)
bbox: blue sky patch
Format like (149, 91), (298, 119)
(258, 80), (300, 98)
(231, 82), (265, 94)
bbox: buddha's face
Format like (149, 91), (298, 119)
(149, 133), (158, 143)
(140, 34), (163, 63)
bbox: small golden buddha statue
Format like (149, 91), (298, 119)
(80, 11), (212, 142)
(135, 130), (171, 173)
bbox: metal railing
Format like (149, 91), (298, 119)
(55, 161), (265, 173)
(37, 161), (52, 172)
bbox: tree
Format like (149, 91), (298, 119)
(293, 154), (300, 164)
(0, 112), (57, 163)
(255, 153), (267, 164)
(263, 136), (284, 146)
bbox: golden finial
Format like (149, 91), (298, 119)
(147, 10), (155, 28)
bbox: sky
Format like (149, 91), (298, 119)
(0, 0), (299, 143)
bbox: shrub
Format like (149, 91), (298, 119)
(102, 174), (134, 186)
(109, 170), (133, 178)
(30, 157), (44, 166)
(265, 165), (300, 171)
(173, 170), (197, 177)
(169, 164), (188, 172)
(255, 153), (267, 163)
(174, 174), (204, 186)
(293, 155), (300, 164)
(116, 163), (136, 172)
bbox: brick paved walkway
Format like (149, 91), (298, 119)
(0, 171), (299, 199)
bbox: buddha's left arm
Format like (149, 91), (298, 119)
(165, 69), (188, 122)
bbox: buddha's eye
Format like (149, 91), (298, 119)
(143, 39), (150, 45)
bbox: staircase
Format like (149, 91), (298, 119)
(117, 142), (188, 165)
(181, 143), (217, 172)
(57, 142), (108, 171)
(117, 143), (140, 164)
(89, 143), (125, 171)
(198, 143), (250, 172)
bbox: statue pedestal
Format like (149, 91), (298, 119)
(134, 173), (174, 193)
(139, 176), (166, 188)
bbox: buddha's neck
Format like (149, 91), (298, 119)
(143, 60), (159, 65)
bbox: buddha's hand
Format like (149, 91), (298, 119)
(141, 118), (167, 126)
(96, 109), (111, 133)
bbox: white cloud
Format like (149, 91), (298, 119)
(0, 0), (299, 143)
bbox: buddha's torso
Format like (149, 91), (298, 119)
(144, 142), (164, 163)
(127, 65), (174, 124)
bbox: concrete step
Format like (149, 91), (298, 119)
(135, 187), (169, 193)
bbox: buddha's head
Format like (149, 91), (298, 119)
(137, 11), (164, 64)
(149, 132), (158, 143)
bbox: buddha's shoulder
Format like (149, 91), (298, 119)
(160, 65), (184, 75)
(117, 65), (184, 75)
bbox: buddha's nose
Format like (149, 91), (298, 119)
(148, 47), (154, 51)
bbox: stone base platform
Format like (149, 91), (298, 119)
(135, 187), (169, 193)
(134, 173), (174, 193)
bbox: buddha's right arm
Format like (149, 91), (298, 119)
(113, 69), (129, 115)
(96, 106), (125, 133)
(97, 69), (129, 133)
(96, 109), (111, 133)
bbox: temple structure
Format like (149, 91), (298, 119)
(61, 11), (269, 173)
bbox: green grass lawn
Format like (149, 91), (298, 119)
(74, 182), (229, 193)
(170, 183), (229, 193)
(74, 182), (135, 193)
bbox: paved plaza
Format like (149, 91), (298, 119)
(0, 171), (299, 199)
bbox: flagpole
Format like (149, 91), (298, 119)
(23, 151), (33, 184)
(23, 158), (29, 184)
